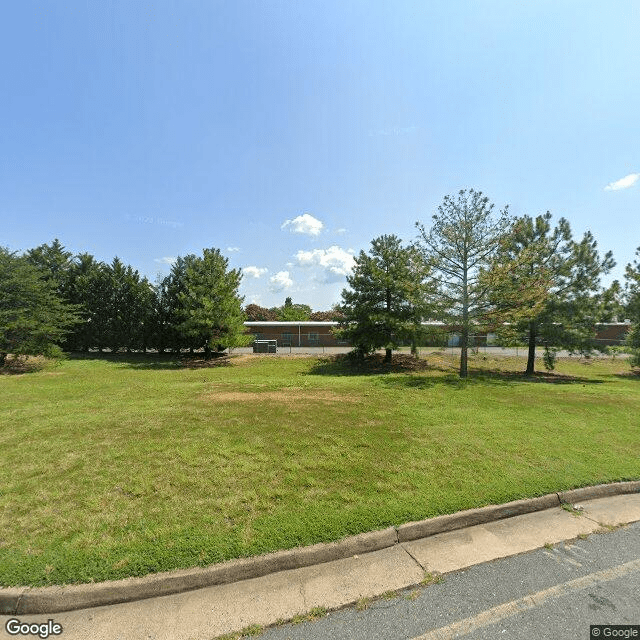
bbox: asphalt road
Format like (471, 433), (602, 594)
(259, 521), (640, 640)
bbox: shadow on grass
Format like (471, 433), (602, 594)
(66, 352), (232, 370)
(613, 371), (640, 381)
(307, 354), (602, 388)
(0, 356), (51, 375)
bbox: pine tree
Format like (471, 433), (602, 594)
(493, 213), (614, 373)
(337, 235), (434, 362)
(177, 248), (249, 357)
(624, 247), (640, 321)
(624, 247), (640, 369)
(0, 248), (80, 365)
(416, 189), (510, 377)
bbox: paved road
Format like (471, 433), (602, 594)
(260, 521), (640, 640)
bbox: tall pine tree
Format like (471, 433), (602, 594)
(416, 189), (510, 377)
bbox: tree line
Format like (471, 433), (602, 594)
(0, 242), (341, 365)
(2, 189), (639, 374)
(336, 189), (640, 376)
(0, 241), (249, 364)
(245, 297), (343, 322)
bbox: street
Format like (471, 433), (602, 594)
(260, 521), (640, 640)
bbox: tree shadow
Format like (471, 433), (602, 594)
(65, 351), (232, 370)
(613, 371), (640, 381)
(307, 353), (433, 377)
(307, 354), (602, 389)
(0, 356), (50, 375)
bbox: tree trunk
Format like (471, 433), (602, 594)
(384, 286), (392, 363)
(526, 321), (537, 375)
(460, 260), (469, 378)
(204, 344), (212, 360)
(0, 353), (6, 367)
(459, 327), (468, 378)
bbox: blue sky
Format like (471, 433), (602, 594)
(2, 1), (639, 310)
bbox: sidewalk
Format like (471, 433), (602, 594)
(1, 488), (639, 640)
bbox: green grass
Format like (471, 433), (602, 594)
(1, 351), (639, 587)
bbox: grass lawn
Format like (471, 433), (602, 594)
(1, 351), (638, 587)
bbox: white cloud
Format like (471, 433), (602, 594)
(281, 213), (324, 236)
(269, 271), (293, 292)
(604, 173), (639, 191)
(243, 266), (268, 279)
(294, 245), (356, 282)
(154, 256), (177, 265)
(227, 246), (241, 252)
(335, 228), (347, 235)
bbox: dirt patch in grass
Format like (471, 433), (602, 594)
(178, 355), (232, 369)
(202, 387), (360, 404)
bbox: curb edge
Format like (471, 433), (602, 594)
(3, 480), (639, 615)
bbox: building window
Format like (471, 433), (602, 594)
(281, 332), (293, 346)
(308, 332), (319, 345)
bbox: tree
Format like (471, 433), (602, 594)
(624, 247), (640, 321)
(623, 247), (640, 369)
(275, 297), (312, 321)
(245, 304), (278, 321)
(25, 238), (74, 299)
(309, 307), (345, 321)
(177, 248), (249, 357)
(492, 213), (614, 374)
(63, 253), (109, 351)
(416, 189), (510, 377)
(0, 248), (80, 365)
(105, 258), (155, 353)
(337, 234), (434, 362)
(627, 322), (640, 370)
(156, 256), (195, 353)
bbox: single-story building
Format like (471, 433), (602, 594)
(243, 321), (632, 348)
(244, 321), (345, 347)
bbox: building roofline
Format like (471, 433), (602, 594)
(243, 321), (448, 327)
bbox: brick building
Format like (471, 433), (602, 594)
(243, 321), (632, 348)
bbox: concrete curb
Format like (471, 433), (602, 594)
(2, 481), (639, 615)
(397, 493), (560, 542)
(558, 480), (640, 505)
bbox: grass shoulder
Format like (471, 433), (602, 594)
(0, 351), (638, 587)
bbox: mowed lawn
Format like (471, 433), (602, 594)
(1, 352), (639, 587)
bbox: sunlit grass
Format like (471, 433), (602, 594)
(0, 352), (638, 586)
